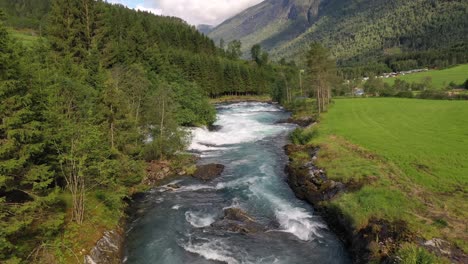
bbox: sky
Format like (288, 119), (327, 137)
(107, 0), (263, 26)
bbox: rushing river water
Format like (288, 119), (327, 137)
(124, 102), (350, 264)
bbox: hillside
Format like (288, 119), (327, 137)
(0, 1), (293, 263)
(209, 0), (319, 57)
(209, 0), (468, 73)
(383, 64), (468, 90)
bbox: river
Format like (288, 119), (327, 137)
(124, 102), (350, 264)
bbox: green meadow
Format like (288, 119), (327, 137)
(9, 29), (39, 46)
(305, 98), (468, 254)
(383, 64), (468, 89)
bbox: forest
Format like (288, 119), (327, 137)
(285, 0), (468, 79)
(0, 0), (299, 262)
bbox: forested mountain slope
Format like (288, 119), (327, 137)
(209, 0), (468, 75)
(0, 1), (292, 262)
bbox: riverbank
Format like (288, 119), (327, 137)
(83, 155), (198, 264)
(284, 98), (468, 263)
(123, 102), (350, 263)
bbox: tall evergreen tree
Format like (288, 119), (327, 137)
(0, 17), (62, 261)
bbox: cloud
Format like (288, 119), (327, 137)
(107, 0), (140, 8)
(135, 4), (162, 15)
(145, 0), (263, 25)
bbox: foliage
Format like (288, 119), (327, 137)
(226, 40), (242, 60)
(306, 43), (338, 113)
(363, 76), (384, 96)
(0, 0), (293, 262)
(209, 0), (468, 78)
(397, 244), (440, 264)
(290, 128), (316, 145)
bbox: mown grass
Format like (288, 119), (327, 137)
(383, 64), (468, 89)
(301, 98), (468, 257)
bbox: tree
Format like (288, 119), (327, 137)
(363, 75), (384, 96)
(227, 40), (242, 60)
(306, 43), (337, 114)
(251, 44), (261, 63)
(142, 82), (188, 160)
(219, 38), (225, 50)
(0, 19), (62, 260)
(251, 44), (269, 67)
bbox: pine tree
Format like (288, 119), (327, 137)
(0, 19), (61, 261)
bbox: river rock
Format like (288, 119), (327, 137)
(144, 160), (173, 185)
(422, 238), (468, 262)
(208, 124), (222, 131)
(290, 117), (316, 127)
(223, 208), (255, 222)
(193, 164), (225, 181)
(211, 208), (263, 234)
(84, 229), (123, 264)
(166, 184), (181, 190)
(285, 146), (346, 205)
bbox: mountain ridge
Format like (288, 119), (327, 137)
(209, 0), (468, 70)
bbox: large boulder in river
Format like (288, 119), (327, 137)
(193, 164), (225, 181)
(211, 208), (264, 234)
(223, 208), (255, 222)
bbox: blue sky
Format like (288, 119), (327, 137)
(107, 0), (263, 25)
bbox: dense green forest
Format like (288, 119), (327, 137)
(209, 0), (468, 78)
(0, 0), (296, 262)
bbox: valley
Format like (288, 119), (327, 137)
(0, 0), (467, 263)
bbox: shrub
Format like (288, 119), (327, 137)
(397, 244), (439, 264)
(290, 128), (316, 145)
(395, 91), (414, 98)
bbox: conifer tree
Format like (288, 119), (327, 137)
(0, 17), (61, 260)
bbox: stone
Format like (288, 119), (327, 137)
(223, 208), (255, 223)
(193, 164), (225, 181)
(211, 208), (263, 234)
(208, 125), (222, 131)
(84, 229), (123, 264)
(166, 184), (181, 190)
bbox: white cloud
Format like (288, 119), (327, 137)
(136, 4), (162, 15)
(147, 0), (264, 25)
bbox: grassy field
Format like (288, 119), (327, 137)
(9, 28), (39, 47)
(303, 98), (468, 258)
(383, 64), (468, 89)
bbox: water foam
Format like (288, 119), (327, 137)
(185, 211), (216, 228)
(250, 185), (326, 241)
(189, 103), (286, 152)
(181, 239), (240, 264)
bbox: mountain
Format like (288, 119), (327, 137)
(209, 0), (319, 56)
(209, 0), (468, 68)
(197, 24), (214, 35)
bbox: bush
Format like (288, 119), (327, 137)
(395, 91), (414, 98)
(397, 244), (439, 264)
(290, 128), (316, 145)
(418, 90), (448, 100)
